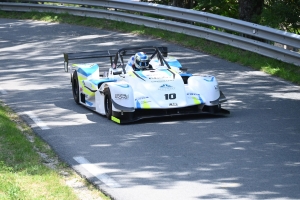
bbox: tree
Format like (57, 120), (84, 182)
(260, 0), (300, 34)
(142, 0), (299, 34)
(193, 0), (239, 19)
(172, 0), (194, 9)
(238, 0), (264, 23)
(144, 0), (195, 9)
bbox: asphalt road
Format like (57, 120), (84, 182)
(1, 18), (300, 200)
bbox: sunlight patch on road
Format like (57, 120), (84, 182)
(73, 156), (121, 188)
(0, 86), (7, 95)
(25, 111), (50, 130)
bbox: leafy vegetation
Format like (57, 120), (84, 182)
(260, 0), (300, 34)
(0, 4), (298, 198)
(0, 10), (299, 84)
(146, 0), (299, 34)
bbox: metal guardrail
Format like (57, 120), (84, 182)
(1, 0), (299, 66)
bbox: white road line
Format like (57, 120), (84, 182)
(73, 156), (121, 188)
(0, 87), (7, 94)
(25, 111), (50, 130)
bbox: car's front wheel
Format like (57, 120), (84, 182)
(104, 88), (112, 119)
(72, 70), (80, 104)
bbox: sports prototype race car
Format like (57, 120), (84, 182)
(63, 46), (229, 124)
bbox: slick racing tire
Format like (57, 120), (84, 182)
(72, 70), (80, 104)
(104, 88), (112, 119)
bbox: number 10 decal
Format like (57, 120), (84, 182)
(164, 93), (176, 100)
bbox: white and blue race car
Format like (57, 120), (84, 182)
(63, 46), (229, 124)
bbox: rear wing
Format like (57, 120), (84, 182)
(63, 50), (117, 72)
(117, 46), (168, 57)
(63, 46), (168, 72)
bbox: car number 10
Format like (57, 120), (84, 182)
(164, 93), (176, 100)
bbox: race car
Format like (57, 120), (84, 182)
(63, 46), (229, 124)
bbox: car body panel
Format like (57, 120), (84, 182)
(64, 46), (229, 124)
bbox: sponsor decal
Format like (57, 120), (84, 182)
(214, 85), (219, 90)
(169, 103), (178, 106)
(115, 94), (129, 100)
(140, 100), (151, 104)
(146, 71), (173, 80)
(159, 84), (175, 90)
(187, 93), (200, 96)
(148, 76), (171, 80)
(135, 96), (149, 101)
(147, 73), (171, 78)
(150, 79), (174, 83)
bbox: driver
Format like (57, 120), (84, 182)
(126, 52), (153, 71)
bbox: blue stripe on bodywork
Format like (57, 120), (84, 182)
(152, 59), (182, 68)
(89, 78), (116, 86)
(86, 100), (93, 106)
(77, 64), (99, 77)
(135, 71), (147, 79)
(180, 73), (192, 77)
(167, 60), (182, 68)
(198, 95), (204, 103)
(160, 69), (173, 77)
(136, 100), (141, 109)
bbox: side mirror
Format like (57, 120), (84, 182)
(64, 62), (68, 72)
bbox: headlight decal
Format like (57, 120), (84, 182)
(188, 93), (204, 104)
(117, 84), (130, 88)
(135, 100), (151, 109)
(204, 76), (215, 82)
(192, 97), (201, 105)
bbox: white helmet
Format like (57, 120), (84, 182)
(134, 52), (150, 69)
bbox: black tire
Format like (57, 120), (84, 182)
(72, 70), (80, 104)
(104, 88), (112, 119)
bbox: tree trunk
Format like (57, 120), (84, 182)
(172, 0), (194, 9)
(238, 0), (264, 22)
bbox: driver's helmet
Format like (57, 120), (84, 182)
(134, 52), (150, 69)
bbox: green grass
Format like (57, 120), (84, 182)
(0, 102), (76, 199)
(0, 8), (298, 199)
(0, 101), (109, 200)
(0, 10), (298, 84)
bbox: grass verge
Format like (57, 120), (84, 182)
(0, 10), (299, 85)
(0, 8), (298, 199)
(0, 101), (109, 200)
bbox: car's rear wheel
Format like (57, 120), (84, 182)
(72, 70), (80, 104)
(104, 88), (112, 119)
